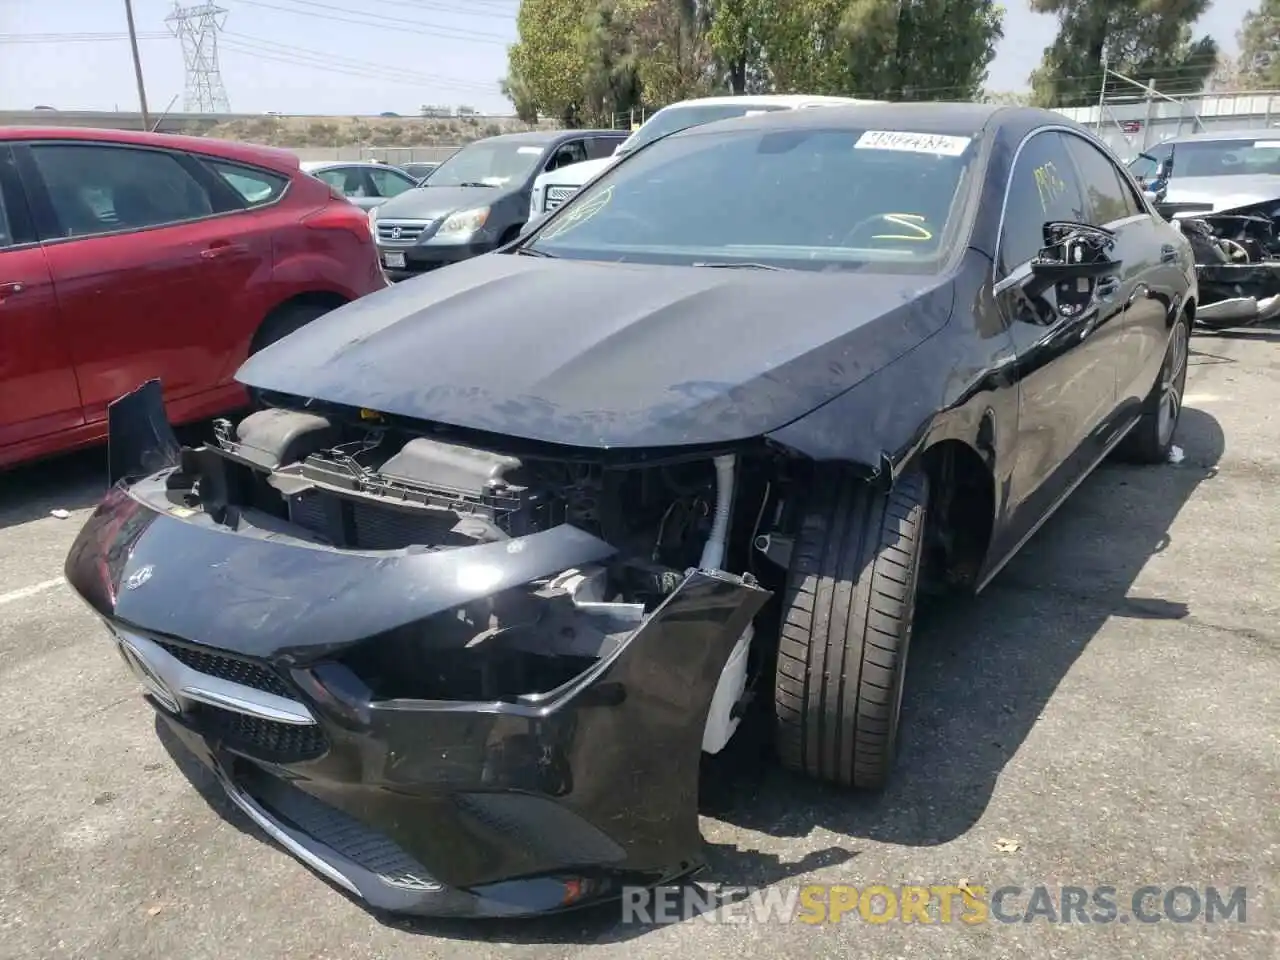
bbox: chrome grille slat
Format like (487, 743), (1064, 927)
(543, 186), (577, 212)
(376, 219), (432, 245)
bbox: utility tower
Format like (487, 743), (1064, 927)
(166, 2), (231, 113)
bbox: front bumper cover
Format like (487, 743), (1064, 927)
(69, 384), (771, 918)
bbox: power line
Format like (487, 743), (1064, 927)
(218, 33), (499, 93)
(227, 0), (512, 44)
(217, 32), (496, 92)
(0, 32), (170, 43)
(166, 2), (232, 112)
(217, 41), (497, 96)
(321, 0), (518, 21)
(266, 0), (511, 34)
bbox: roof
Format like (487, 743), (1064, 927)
(670, 101), (1055, 139)
(300, 159), (391, 171)
(474, 128), (622, 146)
(1161, 127), (1280, 143)
(653, 94), (877, 111)
(0, 125), (302, 173)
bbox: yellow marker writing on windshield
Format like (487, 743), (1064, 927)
(872, 213), (934, 241)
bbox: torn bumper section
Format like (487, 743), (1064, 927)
(66, 384), (770, 918)
(1193, 264), (1280, 328)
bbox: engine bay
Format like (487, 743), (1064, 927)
(193, 406), (738, 583)
(149, 404), (790, 740)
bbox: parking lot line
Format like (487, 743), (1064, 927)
(0, 576), (66, 606)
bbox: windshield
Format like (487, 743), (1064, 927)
(525, 126), (977, 273)
(425, 140), (546, 187)
(618, 103), (793, 155)
(1135, 138), (1280, 179)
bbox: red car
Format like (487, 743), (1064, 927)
(0, 126), (386, 469)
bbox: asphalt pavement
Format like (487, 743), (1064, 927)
(0, 326), (1277, 959)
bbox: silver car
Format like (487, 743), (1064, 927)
(300, 160), (420, 211)
(1130, 129), (1280, 328)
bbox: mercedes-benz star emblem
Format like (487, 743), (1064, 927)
(114, 633), (181, 714)
(124, 564), (153, 590)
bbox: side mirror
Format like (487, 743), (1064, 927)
(1023, 223), (1121, 303)
(518, 213), (548, 238)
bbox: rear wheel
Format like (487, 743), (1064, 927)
(1117, 311), (1190, 464)
(251, 301), (338, 355)
(774, 468), (929, 789)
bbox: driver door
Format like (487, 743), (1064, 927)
(994, 129), (1124, 534)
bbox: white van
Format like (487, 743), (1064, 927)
(527, 94), (879, 220)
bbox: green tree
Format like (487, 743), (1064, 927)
(627, 0), (716, 105)
(580, 0), (644, 124)
(507, 0), (594, 125)
(499, 61), (540, 123)
(1028, 0), (1219, 108)
(758, 0), (1003, 101)
(1237, 0), (1280, 89)
(706, 0), (775, 93)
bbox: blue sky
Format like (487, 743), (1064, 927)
(0, 0), (1250, 115)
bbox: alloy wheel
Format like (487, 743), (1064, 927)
(1157, 320), (1189, 447)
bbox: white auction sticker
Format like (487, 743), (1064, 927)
(855, 130), (972, 156)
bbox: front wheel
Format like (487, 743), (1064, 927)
(1117, 312), (1190, 464)
(773, 468), (929, 790)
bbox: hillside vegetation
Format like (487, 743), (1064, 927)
(198, 113), (562, 148)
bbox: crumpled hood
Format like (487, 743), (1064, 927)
(236, 253), (954, 449)
(374, 184), (507, 221)
(1163, 174), (1280, 214)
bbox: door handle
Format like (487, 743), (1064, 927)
(1160, 244), (1178, 263)
(0, 281), (25, 302)
(200, 242), (246, 259)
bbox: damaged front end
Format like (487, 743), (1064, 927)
(1161, 199), (1280, 330)
(69, 380), (775, 917)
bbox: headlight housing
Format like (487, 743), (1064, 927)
(367, 205), (378, 237)
(436, 206), (490, 239)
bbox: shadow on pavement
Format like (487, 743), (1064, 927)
(0, 448), (107, 530)
(157, 406), (1224, 945)
(0, 422), (216, 531)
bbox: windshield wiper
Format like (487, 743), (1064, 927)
(514, 246), (557, 258)
(455, 181), (497, 188)
(692, 261), (788, 271)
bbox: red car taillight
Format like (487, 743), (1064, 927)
(301, 201), (374, 242)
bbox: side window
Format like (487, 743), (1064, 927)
(999, 131), (1089, 273)
(30, 144), (214, 238)
(313, 168), (345, 190)
(1128, 142), (1172, 181)
(0, 148), (33, 247)
(0, 179), (10, 248)
(546, 140), (588, 171)
(314, 167), (369, 197)
(368, 167), (415, 198)
(204, 159), (287, 207)
(585, 137), (623, 160)
(1062, 135), (1138, 224)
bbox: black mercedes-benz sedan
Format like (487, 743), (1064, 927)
(66, 102), (1197, 918)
